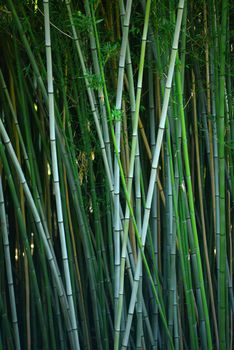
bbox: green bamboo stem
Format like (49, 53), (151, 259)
(121, 2), (184, 347)
(43, 3), (79, 348)
(67, 60), (107, 349)
(66, 4), (161, 348)
(204, 1), (216, 255)
(0, 175), (21, 350)
(148, 46), (159, 347)
(2, 67), (31, 348)
(0, 294), (14, 349)
(175, 59), (212, 349)
(84, 8), (138, 342)
(115, 0), (152, 347)
(0, 68), (50, 241)
(78, 94), (111, 348)
(192, 70), (219, 347)
(65, 6), (145, 314)
(169, 79), (200, 347)
(65, 0), (113, 195)
(168, 103), (180, 350)
(0, 70), (29, 170)
(55, 47), (92, 350)
(217, 1), (228, 348)
(0, 120), (76, 347)
(180, 0), (187, 90)
(209, 10), (221, 285)
(111, 0), (132, 328)
(165, 135), (178, 348)
(12, 57), (59, 348)
(16, 13), (113, 315)
(166, 118), (199, 350)
(119, 2), (145, 346)
(84, 0), (113, 178)
(4, 3), (80, 292)
(0, 141), (50, 349)
(154, 2), (198, 347)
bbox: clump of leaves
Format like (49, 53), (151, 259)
(111, 107), (122, 122)
(101, 41), (120, 64)
(84, 73), (103, 90)
(71, 10), (92, 33)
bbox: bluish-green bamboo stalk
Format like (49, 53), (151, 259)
(180, 0), (187, 90)
(43, 2), (79, 348)
(84, 0), (113, 178)
(0, 119), (76, 347)
(209, 0), (230, 346)
(0, 140), (50, 349)
(112, 0), (132, 330)
(0, 70), (29, 170)
(169, 88), (199, 349)
(3, 5), (85, 306)
(148, 47), (159, 347)
(68, 2), (163, 348)
(54, 43), (93, 350)
(0, 176), (21, 350)
(121, 3), (184, 347)
(84, 6), (144, 344)
(118, 2), (145, 346)
(79, 94), (111, 348)
(6, 51), (63, 349)
(166, 102), (180, 350)
(217, 1), (228, 347)
(65, 0), (113, 195)
(192, 69), (219, 346)
(59, 83), (103, 349)
(0, 69), (53, 256)
(165, 130), (178, 348)
(115, 1), (153, 347)
(175, 59), (212, 349)
(209, 2), (221, 284)
(65, 9), (148, 321)
(0, 294), (14, 349)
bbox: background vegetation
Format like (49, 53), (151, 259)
(0, 0), (233, 349)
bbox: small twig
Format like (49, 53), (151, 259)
(38, 6), (73, 39)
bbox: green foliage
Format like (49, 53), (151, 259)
(111, 107), (122, 121)
(101, 41), (120, 64)
(85, 72), (103, 90)
(70, 10), (92, 33)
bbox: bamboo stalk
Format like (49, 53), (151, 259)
(192, 70), (219, 347)
(43, 2), (79, 348)
(0, 175), (21, 350)
(217, 1), (228, 348)
(176, 60), (212, 349)
(0, 120), (75, 348)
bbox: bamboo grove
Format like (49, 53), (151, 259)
(0, 0), (233, 349)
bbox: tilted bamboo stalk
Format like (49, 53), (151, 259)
(0, 119), (75, 348)
(0, 176), (21, 350)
